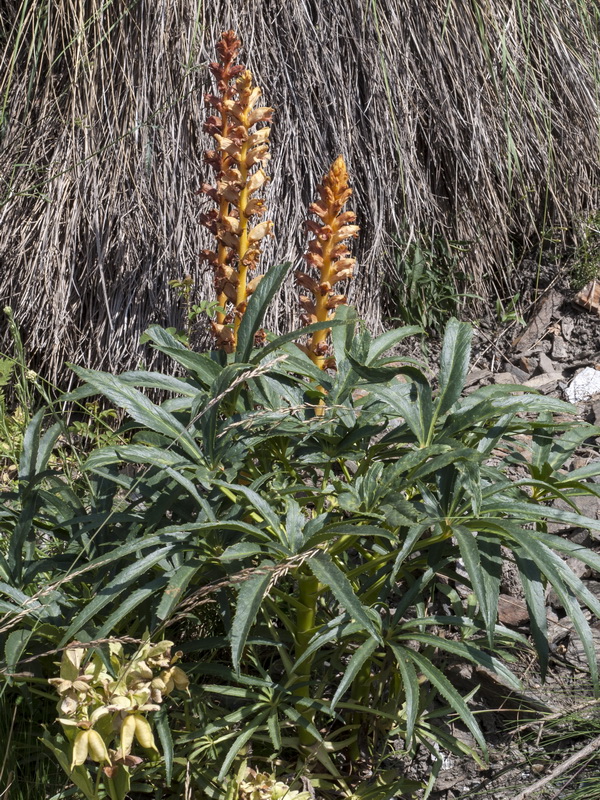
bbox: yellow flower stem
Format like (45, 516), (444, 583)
(216, 202), (230, 325)
(233, 139), (251, 342)
(216, 106), (232, 325)
(308, 214), (336, 369)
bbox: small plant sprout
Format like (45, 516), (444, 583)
(296, 155), (359, 368)
(200, 30), (274, 351)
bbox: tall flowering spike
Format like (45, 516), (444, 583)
(297, 156), (359, 368)
(200, 31), (274, 351)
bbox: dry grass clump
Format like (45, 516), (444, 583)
(0, 1), (598, 382)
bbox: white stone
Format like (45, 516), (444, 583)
(565, 367), (600, 403)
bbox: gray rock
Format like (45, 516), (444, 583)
(504, 362), (530, 382)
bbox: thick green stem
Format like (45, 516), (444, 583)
(295, 572), (321, 748)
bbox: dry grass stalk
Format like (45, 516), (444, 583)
(0, 1), (598, 382)
(200, 30), (273, 351)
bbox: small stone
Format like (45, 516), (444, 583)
(547, 495), (600, 535)
(537, 352), (556, 374)
(504, 362), (530, 382)
(518, 355), (532, 372)
(497, 594), (529, 626)
(465, 368), (492, 387)
(523, 371), (564, 393)
(562, 317), (575, 341)
(493, 372), (521, 385)
(552, 335), (570, 361)
(566, 367), (600, 403)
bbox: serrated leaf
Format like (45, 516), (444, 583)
(231, 570), (273, 672)
(389, 643), (420, 747)
(69, 366), (202, 461)
(330, 638), (378, 710)
(155, 706), (173, 785)
(60, 544), (178, 644)
(437, 318), (472, 416)
(308, 552), (382, 644)
(236, 262), (291, 363)
(404, 648), (487, 755)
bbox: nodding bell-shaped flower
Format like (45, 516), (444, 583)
(296, 156), (359, 369)
(71, 729), (111, 769)
(200, 31), (274, 352)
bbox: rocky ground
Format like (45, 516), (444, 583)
(413, 279), (600, 799)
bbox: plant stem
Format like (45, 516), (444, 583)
(295, 570), (321, 748)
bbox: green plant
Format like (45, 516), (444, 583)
(5, 274), (600, 798)
(495, 292), (526, 326)
(570, 210), (600, 290)
(385, 232), (475, 333)
(3, 22), (600, 800)
(43, 640), (188, 800)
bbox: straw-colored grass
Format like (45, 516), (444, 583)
(0, 0), (598, 382)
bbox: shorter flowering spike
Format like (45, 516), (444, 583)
(298, 156), (359, 369)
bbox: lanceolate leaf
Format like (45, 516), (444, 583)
(367, 326), (424, 363)
(217, 709), (271, 781)
(70, 366), (202, 461)
(514, 548), (549, 678)
(389, 643), (420, 747)
(155, 706), (174, 785)
(403, 648), (487, 755)
(230, 570), (273, 672)
(236, 261), (292, 363)
(436, 318), (472, 417)
(60, 544), (179, 643)
(330, 638), (378, 710)
(308, 552), (382, 644)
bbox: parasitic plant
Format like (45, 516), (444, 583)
(296, 155), (359, 368)
(200, 31), (274, 351)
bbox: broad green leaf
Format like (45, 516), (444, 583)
(4, 628), (31, 674)
(436, 318), (472, 416)
(155, 706), (174, 785)
(514, 549), (549, 678)
(453, 527), (496, 644)
(367, 326), (424, 363)
(404, 648), (487, 755)
(267, 711), (282, 751)
(236, 261), (292, 363)
(389, 643), (420, 747)
(330, 638), (378, 710)
(156, 562), (203, 621)
(308, 552), (382, 644)
(331, 304), (358, 367)
(402, 633), (521, 690)
(70, 366), (202, 461)
(60, 544), (179, 643)
(477, 534), (502, 647)
(231, 570), (273, 672)
(119, 370), (201, 396)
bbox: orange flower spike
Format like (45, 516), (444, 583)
(202, 31), (244, 327)
(224, 70), (274, 337)
(300, 156), (359, 369)
(201, 31), (274, 350)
